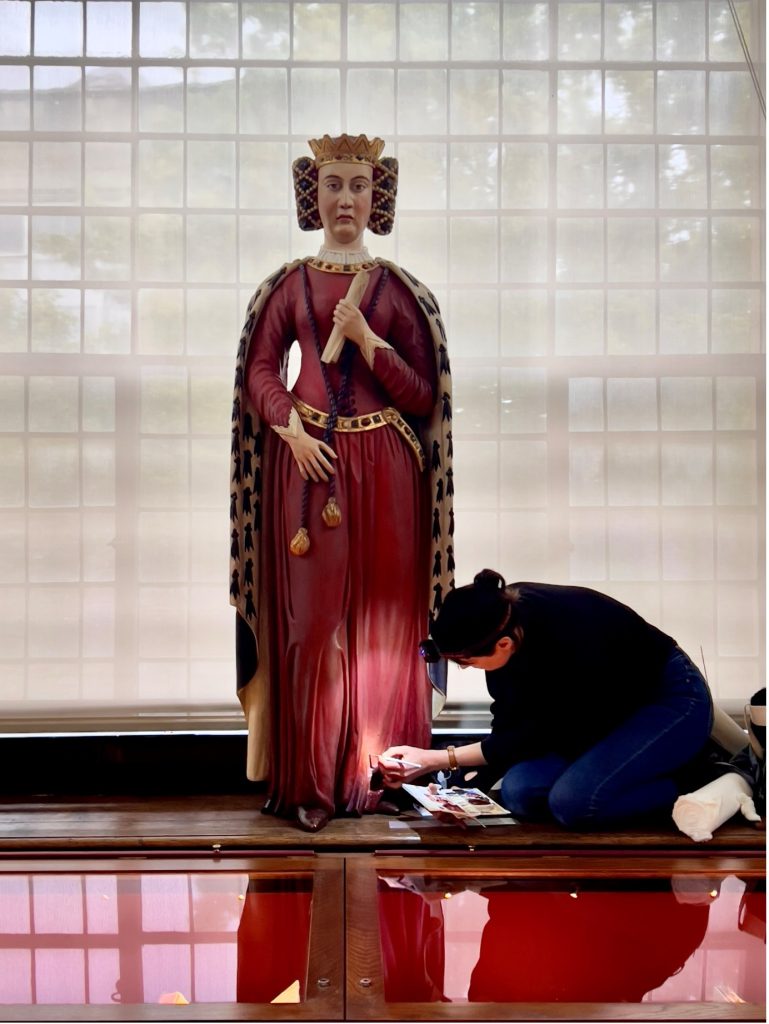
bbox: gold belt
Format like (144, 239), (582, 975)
(293, 397), (426, 472)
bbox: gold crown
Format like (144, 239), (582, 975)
(308, 134), (385, 167)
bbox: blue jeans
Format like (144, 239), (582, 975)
(499, 647), (713, 828)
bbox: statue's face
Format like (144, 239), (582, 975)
(317, 161), (373, 248)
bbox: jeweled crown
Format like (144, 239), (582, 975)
(308, 133), (385, 167)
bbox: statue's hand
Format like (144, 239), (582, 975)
(332, 298), (368, 346)
(282, 432), (337, 482)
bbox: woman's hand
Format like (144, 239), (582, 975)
(282, 432), (337, 482)
(332, 298), (368, 347)
(378, 746), (438, 788)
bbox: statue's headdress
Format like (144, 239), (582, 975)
(292, 133), (398, 236)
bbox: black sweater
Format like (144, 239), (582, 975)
(479, 583), (677, 774)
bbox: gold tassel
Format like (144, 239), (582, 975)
(321, 497), (342, 528)
(289, 527), (310, 556)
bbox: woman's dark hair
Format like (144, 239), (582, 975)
(430, 569), (520, 658)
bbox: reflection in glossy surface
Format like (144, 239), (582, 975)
(378, 875), (764, 1004)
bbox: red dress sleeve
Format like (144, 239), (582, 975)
(245, 275), (296, 429)
(369, 276), (438, 418)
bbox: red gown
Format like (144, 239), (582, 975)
(245, 263), (437, 816)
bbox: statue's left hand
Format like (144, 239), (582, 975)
(332, 298), (368, 346)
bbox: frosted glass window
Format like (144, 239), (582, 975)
(659, 145), (708, 208)
(85, 66), (131, 132)
(0, 377), (25, 432)
(451, 2), (500, 59)
(0, 65), (31, 130)
(569, 378), (604, 432)
(501, 440), (548, 507)
(0, 438), (25, 507)
(659, 218), (708, 281)
(605, 71), (654, 134)
(608, 439), (659, 506)
(607, 144), (655, 208)
(557, 71), (602, 134)
(83, 438), (116, 506)
(449, 218), (498, 284)
(503, 2), (549, 59)
(347, 4), (396, 62)
(717, 511), (758, 580)
(242, 2), (290, 59)
(711, 216), (761, 282)
(31, 217), (81, 281)
(716, 377), (756, 431)
(33, 66), (82, 132)
(604, 2), (654, 59)
(0, 215), (28, 279)
(83, 289), (131, 354)
(398, 143), (447, 211)
(139, 511), (189, 583)
(451, 143), (498, 210)
(188, 142), (236, 208)
(84, 217), (131, 281)
(189, 1), (239, 59)
(83, 377), (116, 433)
(608, 510), (659, 580)
(35, 0), (82, 57)
(142, 367), (189, 435)
(138, 141), (183, 209)
(0, 143), (29, 206)
(556, 218), (604, 282)
(660, 377), (713, 430)
(501, 143), (548, 209)
(139, 587), (188, 657)
(502, 71), (549, 134)
(711, 289), (761, 353)
(187, 67), (236, 134)
(138, 289), (185, 355)
(28, 437), (80, 507)
(449, 289), (499, 358)
(136, 215), (184, 281)
(659, 289), (708, 354)
(555, 291), (604, 355)
(186, 289), (240, 356)
(570, 510), (607, 579)
(0, 0), (31, 56)
(607, 378), (658, 431)
(291, 69), (341, 136)
(32, 143), (81, 207)
(452, 367), (499, 435)
(0, 289), (28, 352)
(716, 439), (757, 505)
(190, 375), (231, 434)
(140, 2), (187, 58)
(186, 215), (237, 283)
(709, 0), (755, 60)
(607, 290), (656, 354)
(450, 70), (499, 135)
(557, 145), (604, 209)
(717, 584), (759, 657)
(397, 217), (448, 284)
(657, 1), (706, 59)
(30, 289), (81, 353)
(607, 218), (655, 281)
(140, 439), (189, 508)
(710, 145), (760, 209)
(28, 376), (79, 433)
(500, 367), (547, 433)
(293, 2), (341, 60)
(86, 2), (133, 57)
(662, 510), (714, 580)
(657, 71), (707, 134)
(709, 72), (759, 135)
(239, 69), (288, 135)
(558, 2), (601, 59)
(85, 143), (132, 207)
(500, 290), (548, 356)
(28, 510), (80, 583)
(138, 68), (184, 133)
(239, 142), (289, 210)
(662, 439), (713, 506)
(347, 69), (396, 136)
(400, 2), (448, 61)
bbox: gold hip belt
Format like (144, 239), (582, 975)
(293, 397), (425, 472)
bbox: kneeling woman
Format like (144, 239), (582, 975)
(382, 570), (713, 828)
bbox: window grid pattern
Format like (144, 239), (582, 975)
(0, 0), (763, 717)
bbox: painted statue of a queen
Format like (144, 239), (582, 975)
(230, 134), (454, 831)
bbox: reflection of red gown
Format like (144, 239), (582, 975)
(246, 264), (437, 815)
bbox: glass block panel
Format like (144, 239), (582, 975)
(33, 66), (82, 132)
(557, 145), (603, 209)
(137, 141), (183, 209)
(607, 290), (656, 354)
(607, 218), (655, 282)
(452, 366), (499, 435)
(709, 0), (755, 60)
(709, 71), (759, 135)
(82, 510), (115, 582)
(347, 3), (396, 62)
(397, 143), (447, 210)
(605, 71), (654, 134)
(239, 69), (288, 135)
(657, 71), (706, 134)
(0, 377), (24, 432)
(141, 366), (188, 434)
(188, 142), (236, 209)
(452, 439), (498, 509)
(186, 289), (239, 356)
(28, 376), (79, 433)
(502, 71), (549, 134)
(717, 583), (758, 656)
(189, 1), (239, 58)
(604, 1), (654, 59)
(0, 65), (30, 130)
(188, 67), (236, 134)
(291, 69), (340, 136)
(397, 216), (447, 284)
(555, 291), (604, 355)
(557, 71), (602, 134)
(710, 145), (760, 209)
(607, 378), (658, 430)
(28, 437), (79, 507)
(33, 140), (81, 207)
(659, 145), (707, 208)
(500, 440), (547, 507)
(28, 588), (80, 658)
(711, 288), (761, 353)
(138, 587), (188, 657)
(608, 510), (659, 580)
(346, 69), (395, 137)
(137, 288), (184, 355)
(558, 2), (601, 59)
(0, 288), (28, 352)
(186, 215), (236, 284)
(0, 143), (29, 206)
(556, 218), (603, 283)
(83, 438), (115, 506)
(85, 66), (132, 133)
(569, 510), (607, 579)
(139, 1), (187, 57)
(571, 438), (607, 506)
(136, 214), (184, 282)
(500, 367), (547, 433)
(35, 0), (82, 56)
(84, 289), (131, 354)
(140, 438), (189, 508)
(501, 217), (547, 283)
(400, 2), (448, 61)
(608, 438), (659, 505)
(84, 143), (132, 207)
(138, 68), (184, 133)
(711, 217), (761, 282)
(0, 438), (25, 506)
(190, 375), (231, 434)
(659, 218), (707, 282)
(503, 1), (549, 59)
(659, 289), (708, 354)
(449, 217), (497, 284)
(30, 288), (80, 353)
(660, 377), (713, 430)
(716, 377), (756, 431)
(661, 439), (713, 505)
(0, 0), (31, 56)
(82, 377), (115, 433)
(569, 377), (604, 432)
(451, 2), (500, 58)
(450, 70), (498, 135)
(449, 288), (498, 358)
(293, 2), (341, 59)
(84, 216), (131, 281)
(717, 510), (758, 580)
(716, 438), (757, 505)
(31, 216), (81, 281)
(656, 0), (706, 59)
(450, 143), (498, 210)
(662, 510), (714, 580)
(191, 438), (228, 507)
(500, 290), (548, 356)
(86, 1), (132, 57)
(607, 144), (655, 208)
(242, 2), (290, 59)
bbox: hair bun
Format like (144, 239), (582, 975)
(473, 568), (506, 591)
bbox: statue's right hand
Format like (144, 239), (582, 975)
(282, 432), (337, 482)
